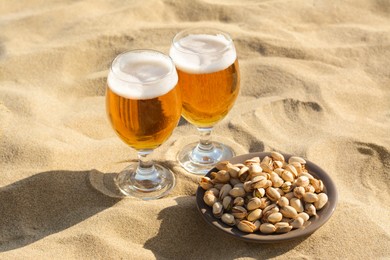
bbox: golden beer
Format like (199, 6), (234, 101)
(106, 86), (181, 150)
(104, 50), (180, 199)
(170, 28), (241, 174)
(177, 59), (240, 127)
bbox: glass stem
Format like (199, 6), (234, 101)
(196, 127), (214, 152)
(136, 150), (156, 178)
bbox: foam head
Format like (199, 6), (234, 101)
(107, 50), (178, 99)
(170, 33), (237, 74)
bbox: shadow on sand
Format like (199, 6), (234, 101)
(144, 196), (308, 259)
(0, 170), (121, 252)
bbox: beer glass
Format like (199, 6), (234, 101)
(106, 50), (181, 199)
(170, 28), (240, 174)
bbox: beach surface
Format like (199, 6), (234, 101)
(1, 0), (389, 259)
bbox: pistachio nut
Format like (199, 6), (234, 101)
(260, 223), (276, 234)
(221, 213), (235, 226)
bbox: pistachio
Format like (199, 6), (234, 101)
(281, 170), (295, 182)
(247, 209), (262, 221)
(216, 161), (231, 171)
(272, 177), (284, 188)
(293, 186), (306, 199)
(273, 160), (284, 169)
(222, 196), (233, 211)
(253, 188), (265, 198)
(218, 184), (232, 200)
(295, 176), (310, 187)
(271, 151), (285, 162)
(291, 217), (305, 229)
(253, 220), (261, 231)
(274, 168), (284, 176)
(233, 197), (245, 207)
(281, 181), (293, 193)
(297, 212), (310, 222)
(303, 192), (319, 203)
(212, 202), (223, 218)
(229, 186), (246, 198)
(264, 180), (273, 189)
(263, 203), (279, 214)
(227, 165), (240, 178)
(314, 193), (328, 210)
(290, 197), (304, 213)
(211, 170), (230, 183)
(300, 172), (314, 180)
(280, 206), (298, 219)
(261, 156), (272, 165)
(275, 222), (293, 233)
(304, 184), (315, 193)
(290, 161), (303, 174)
(221, 213), (235, 226)
(260, 162), (273, 173)
(260, 223), (276, 234)
(238, 166), (250, 182)
(259, 197), (271, 209)
(199, 176), (214, 190)
(310, 178), (324, 193)
(205, 188), (219, 197)
(251, 176), (268, 189)
(245, 157), (260, 165)
(237, 220), (257, 233)
(277, 196), (289, 207)
(250, 171), (268, 179)
(284, 164), (298, 177)
(247, 197), (262, 211)
(267, 212), (283, 224)
(270, 172), (284, 188)
(266, 187), (281, 201)
(305, 203), (317, 216)
(248, 163), (262, 175)
(232, 206), (247, 219)
(203, 193), (217, 207)
(288, 156), (306, 165)
(243, 180), (254, 193)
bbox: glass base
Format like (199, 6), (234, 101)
(177, 141), (235, 175)
(115, 163), (175, 200)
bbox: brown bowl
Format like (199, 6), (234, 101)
(195, 152), (338, 243)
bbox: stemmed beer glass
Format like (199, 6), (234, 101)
(106, 50), (181, 199)
(170, 28), (240, 174)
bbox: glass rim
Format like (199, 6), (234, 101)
(171, 27), (234, 55)
(109, 49), (176, 84)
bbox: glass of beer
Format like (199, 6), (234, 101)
(106, 50), (181, 199)
(170, 28), (240, 174)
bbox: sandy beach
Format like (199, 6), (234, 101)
(1, 0), (390, 258)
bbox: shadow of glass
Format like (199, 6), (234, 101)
(0, 170), (121, 252)
(177, 116), (189, 126)
(144, 196), (307, 259)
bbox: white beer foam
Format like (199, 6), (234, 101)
(169, 34), (236, 74)
(107, 51), (178, 99)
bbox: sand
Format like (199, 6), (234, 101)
(1, 0), (390, 259)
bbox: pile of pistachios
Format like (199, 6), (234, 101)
(199, 152), (328, 234)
